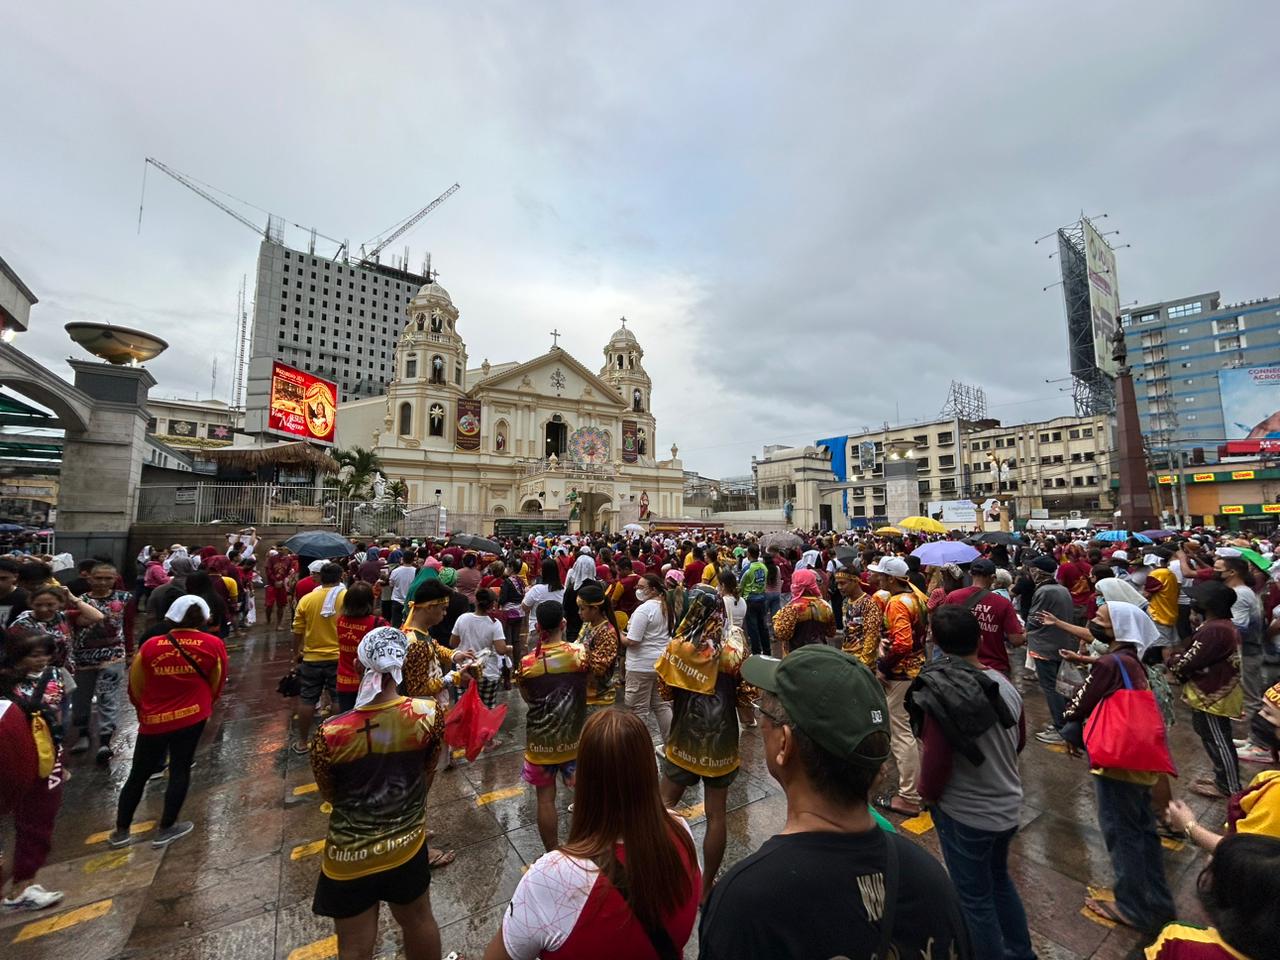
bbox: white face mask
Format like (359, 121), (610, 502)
(636, 586), (652, 601)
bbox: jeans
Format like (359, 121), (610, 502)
(1093, 775), (1176, 932)
(1033, 658), (1066, 730)
(116, 720), (206, 831)
(71, 661), (125, 743)
(765, 594), (783, 657)
(1192, 710), (1241, 794)
(743, 596), (770, 655)
(931, 807), (1036, 960)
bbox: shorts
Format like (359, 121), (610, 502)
(312, 839), (431, 918)
(521, 759), (576, 788)
(475, 675), (503, 709)
(266, 585), (288, 608)
(298, 660), (339, 706)
(335, 690), (358, 713)
(661, 757), (739, 790)
(1154, 622), (1176, 647)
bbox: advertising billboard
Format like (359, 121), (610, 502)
(1220, 365), (1280, 440)
(1082, 219), (1120, 378)
(267, 361), (337, 445)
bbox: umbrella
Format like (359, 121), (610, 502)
(1238, 548), (1273, 573)
(898, 516), (948, 534)
(282, 530), (355, 558)
(969, 531), (1020, 545)
(0, 523), (24, 535)
(760, 531), (804, 553)
(1140, 529), (1179, 540)
(622, 523), (646, 534)
(450, 533), (503, 554)
(1094, 530), (1153, 544)
(911, 541), (980, 566)
(875, 526), (904, 538)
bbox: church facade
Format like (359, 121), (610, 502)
(335, 278), (686, 532)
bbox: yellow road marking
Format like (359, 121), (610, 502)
(676, 803), (704, 820)
(287, 934), (338, 960)
(292, 782), (319, 796)
(1040, 742), (1069, 754)
(899, 811), (934, 835)
(83, 850), (132, 874)
(451, 748), (466, 760)
(291, 840), (325, 860)
(13, 899), (113, 942)
(476, 785), (525, 805)
(84, 821), (154, 845)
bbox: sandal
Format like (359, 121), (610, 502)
(1155, 820), (1181, 841)
(874, 795), (921, 817)
(1188, 781), (1228, 800)
(428, 847), (456, 868)
(1084, 897), (1138, 929)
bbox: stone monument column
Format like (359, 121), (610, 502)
(883, 457), (920, 525)
(56, 360), (157, 565)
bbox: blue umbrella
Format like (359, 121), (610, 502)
(282, 530), (354, 558)
(911, 541), (980, 566)
(1095, 530), (1153, 544)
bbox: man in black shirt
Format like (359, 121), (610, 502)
(0, 557), (28, 626)
(699, 646), (972, 960)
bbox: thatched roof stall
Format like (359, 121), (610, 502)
(205, 440), (340, 475)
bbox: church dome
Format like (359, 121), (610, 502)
(609, 324), (637, 345)
(415, 281), (452, 305)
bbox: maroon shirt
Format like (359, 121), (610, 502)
(943, 587), (1024, 675)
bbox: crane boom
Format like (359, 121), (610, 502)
(363, 183), (460, 262)
(143, 157), (269, 239)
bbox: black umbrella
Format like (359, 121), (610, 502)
(450, 533), (502, 554)
(282, 530), (355, 559)
(969, 531), (1021, 545)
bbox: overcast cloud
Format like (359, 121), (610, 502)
(5, 2), (1279, 476)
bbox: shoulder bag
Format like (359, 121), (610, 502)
(165, 632), (210, 683)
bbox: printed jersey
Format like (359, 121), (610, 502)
(581, 619), (619, 706)
(772, 596), (834, 652)
(1147, 567), (1180, 627)
(841, 594), (881, 668)
(310, 695), (444, 880)
(1144, 922), (1250, 960)
(879, 590), (928, 681)
(659, 632), (746, 778)
(128, 629), (228, 734)
(518, 640), (589, 765)
(73, 591), (132, 667)
(401, 626), (459, 699)
(335, 615), (384, 693)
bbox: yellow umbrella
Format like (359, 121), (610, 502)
(898, 515), (948, 534)
(874, 526), (903, 537)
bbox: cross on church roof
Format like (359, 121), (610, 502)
(550, 328), (561, 349)
(619, 316), (627, 328)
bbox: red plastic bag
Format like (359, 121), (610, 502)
(1083, 657), (1177, 776)
(443, 682), (507, 763)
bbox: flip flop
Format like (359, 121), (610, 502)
(428, 848), (456, 869)
(1084, 897), (1138, 929)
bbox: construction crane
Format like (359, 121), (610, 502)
(138, 157), (346, 256)
(360, 183), (461, 263)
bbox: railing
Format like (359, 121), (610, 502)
(520, 459), (616, 480)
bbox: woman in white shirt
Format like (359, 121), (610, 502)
(718, 569), (747, 633)
(450, 588), (509, 712)
(521, 558), (565, 621)
(623, 573), (673, 746)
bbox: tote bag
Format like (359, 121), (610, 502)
(1083, 656), (1177, 776)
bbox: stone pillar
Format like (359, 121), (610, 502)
(1113, 369), (1158, 531)
(884, 458), (920, 525)
(56, 361), (156, 567)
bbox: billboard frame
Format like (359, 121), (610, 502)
(264, 359), (338, 446)
(1057, 219), (1116, 416)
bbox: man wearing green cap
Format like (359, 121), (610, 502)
(698, 646), (971, 960)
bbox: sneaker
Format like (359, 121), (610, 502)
(1034, 729), (1065, 745)
(1232, 738), (1251, 749)
(151, 821), (194, 848)
(107, 828), (134, 849)
(69, 735), (91, 754)
(96, 744), (113, 764)
(2, 883), (64, 911)
(1238, 743), (1276, 765)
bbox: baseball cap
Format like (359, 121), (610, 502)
(741, 647), (890, 768)
(1110, 550), (1129, 562)
(1030, 556), (1057, 573)
(866, 556), (909, 580)
(970, 558), (996, 576)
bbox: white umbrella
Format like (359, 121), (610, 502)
(623, 523), (646, 534)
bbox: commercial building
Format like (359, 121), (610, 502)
(246, 240), (432, 406)
(1122, 291), (1280, 453)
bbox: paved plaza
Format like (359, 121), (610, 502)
(3, 622), (1242, 960)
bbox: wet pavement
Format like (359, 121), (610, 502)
(4, 619), (1258, 959)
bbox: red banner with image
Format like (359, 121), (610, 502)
(268, 361), (337, 445)
(456, 399), (481, 451)
(622, 420), (638, 463)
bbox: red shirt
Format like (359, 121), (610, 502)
(294, 575), (317, 602)
(128, 628), (227, 734)
(335, 615), (385, 692)
(943, 587), (1024, 675)
(1056, 560), (1093, 608)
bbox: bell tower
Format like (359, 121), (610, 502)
(600, 317), (656, 461)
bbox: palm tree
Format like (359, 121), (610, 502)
(387, 479), (409, 501)
(333, 446), (383, 499)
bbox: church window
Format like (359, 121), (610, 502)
(405, 355), (417, 379)
(617, 355), (624, 370)
(632, 389), (644, 412)
(398, 403), (412, 435)
(430, 355), (445, 384)
(455, 366), (462, 385)
(429, 403), (445, 437)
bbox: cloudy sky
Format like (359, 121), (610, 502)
(6, 2), (1279, 476)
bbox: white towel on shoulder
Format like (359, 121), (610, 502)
(320, 586), (343, 618)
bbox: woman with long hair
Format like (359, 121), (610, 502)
(184, 572), (229, 638)
(576, 581), (620, 710)
(334, 582), (385, 713)
(484, 709), (700, 960)
(521, 558), (564, 621)
(563, 551), (599, 642)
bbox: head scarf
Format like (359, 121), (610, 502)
(1104, 601), (1160, 659)
(672, 585), (725, 650)
(791, 568), (820, 598)
(1095, 577), (1149, 610)
(796, 550), (821, 571)
(355, 626), (409, 708)
(424, 555), (443, 571)
(438, 567), (457, 588)
(165, 595), (211, 624)
(566, 554), (598, 591)
(664, 568), (685, 585)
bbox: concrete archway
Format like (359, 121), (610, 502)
(0, 345), (92, 433)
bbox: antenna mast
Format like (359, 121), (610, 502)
(232, 275), (251, 409)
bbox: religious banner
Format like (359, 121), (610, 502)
(456, 399), (481, 451)
(622, 420), (639, 463)
(639, 491), (650, 520)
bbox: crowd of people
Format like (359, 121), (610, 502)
(2, 523), (1279, 959)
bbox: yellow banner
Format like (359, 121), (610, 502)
(1232, 470), (1256, 480)
(1193, 473), (1216, 482)
(1264, 504), (1280, 514)
(1222, 505), (1245, 515)
(1157, 475), (1173, 484)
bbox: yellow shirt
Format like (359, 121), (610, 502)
(1147, 566), (1179, 627)
(1234, 769), (1280, 838)
(221, 576), (239, 601)
(292, 585), (345, 661)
